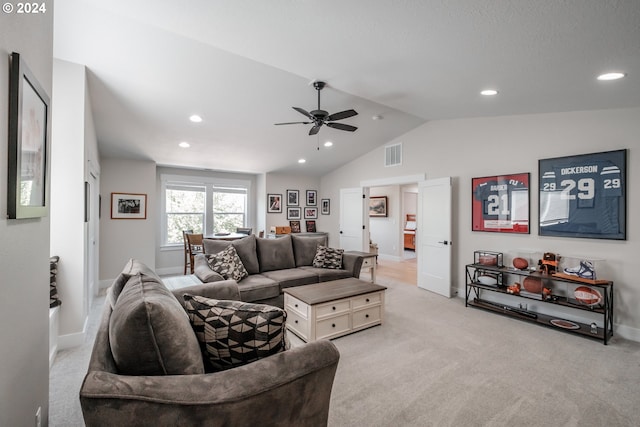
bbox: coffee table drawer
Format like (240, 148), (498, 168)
(352, 292), (382, 309)
(353, 305), (382, 329)
(316, 300), (350, 318)
(316, 313), (350, 340)
(285, 294), (308, 318)
(286, 309), (309, 341)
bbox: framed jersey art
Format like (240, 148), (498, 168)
(472, 173), (530, 234)
(539, 149), (626, 240)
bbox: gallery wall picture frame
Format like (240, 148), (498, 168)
(111, 192), (147, 220)
(304, 207), (318, 219)
(7, 52), (51, 219)
(538, 149), (626, 240)
(267, 193), (282, 213)
(286, 189), (299, 206)
(369, 196), (388, 217)
(289, 220), (301, 233)
(306, 220), (316, 232)
(472, 172), (530, 234)
(306, 190), (317, 206)
(287, 207), (301, 220)
(321, 198), (330, 215)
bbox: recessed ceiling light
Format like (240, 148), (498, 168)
(189, 114), (203, 123)
(298, 158), (306, 164)
(480, 89), (498, 96)
(372, 115), (383, 120)
(324, 141), (333, 147)
(179, 141), (190, 148)
(597, 72), (625, 81)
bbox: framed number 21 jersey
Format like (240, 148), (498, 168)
(539, 149), (626, 240)
(472, 173), (530, 234)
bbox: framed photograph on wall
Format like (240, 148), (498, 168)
(287, 207), (301, 220)
(539, 149), (626, 240)
(306, 220), (316, 232)
(369, 196), (388, 217)
(304, 207), (318, 219)
(111, 193), (147, 219)
(472, 173), (530, 234)
(7, 52), (50, 219)
(306, 190), (317, 206)
(321, 198), (330, 215)
(289, 220), (301, 233)
(267, 193), (282, 213)
(286, 189), (299, 206)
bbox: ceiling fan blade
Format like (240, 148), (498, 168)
(309, 124), (322, 136)
(274, 121), (312, 125)
(326, 122), (358, 132)
(293, 107), (314, 120)
(326, 109), (358, 121)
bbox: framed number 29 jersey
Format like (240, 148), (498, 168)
(472, 173), (530, 234)
(539, 149), (626, 240)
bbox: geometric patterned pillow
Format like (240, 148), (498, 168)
(312, 245), (344, 269)
(183, 295), (288, 371)
(206, 245), (248, 282)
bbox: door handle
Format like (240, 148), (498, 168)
(438, 240), (450, 245)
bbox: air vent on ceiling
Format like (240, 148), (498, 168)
(384, 143), (402, 167)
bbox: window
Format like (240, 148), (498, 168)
(161, 174), (250, 246)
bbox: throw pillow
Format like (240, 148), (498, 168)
(183, 295), (288, 371)
(313, 245), (344, 269)
(206, 245), (248, 282)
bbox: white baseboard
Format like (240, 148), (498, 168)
(614, 323), (640, 343)
(57, 315), (88, 351)
(49, 306), (60, 368)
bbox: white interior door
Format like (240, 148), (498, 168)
(339, 187), (369, 251)
(417, 177), (452, 297)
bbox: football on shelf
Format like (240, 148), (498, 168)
(522, 276), (543, 293)
(574, 286), (602, 307)
(512, 257), (529, 270)
(478, 255), (497, 266)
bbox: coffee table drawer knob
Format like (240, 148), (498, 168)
(366, 298), (370, 302)
(366, 314), (369, 318)
(332, 306), (336, 311)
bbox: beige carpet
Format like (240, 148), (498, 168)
(50, 275), (640, 426)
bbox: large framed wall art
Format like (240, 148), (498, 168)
(472, 173), (530, 234)
(539, 149), (626, 240)
(7, 52), (51, 219)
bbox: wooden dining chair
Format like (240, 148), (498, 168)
(182, 230), (193, 275)
(185, 233), (203, 275)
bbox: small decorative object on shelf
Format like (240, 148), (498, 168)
(474, 250), (503, 267)
(538, 252), (559, 274)
(512, 257), (529, 270)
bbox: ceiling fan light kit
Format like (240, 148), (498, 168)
(275, 81), (358, 135)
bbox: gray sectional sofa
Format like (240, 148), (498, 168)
(194, 234), (364, 308)
(80, 259), (340, 426)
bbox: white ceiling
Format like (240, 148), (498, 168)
(53, 0), (640, 176)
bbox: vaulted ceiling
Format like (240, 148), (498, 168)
(53, 0), (640, 176)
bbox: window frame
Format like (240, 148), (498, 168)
(160, 174), (252, 248)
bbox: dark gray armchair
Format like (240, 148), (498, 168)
(80, 260), (340, 427)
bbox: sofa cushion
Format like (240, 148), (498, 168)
(236, 274), (280, 302)
(109, 272), (204, 375)
(291, 234), (328, 267)
(256, 235), (295, 272)
(203, 235), (260, 275)
(299, 266), (353, 282)
(261, 268), (319, 289)
(109, 258), (162, 306)
(183, 295), (288, 371)
(206, 245), (248, 282)
(313, 246), (344, 269)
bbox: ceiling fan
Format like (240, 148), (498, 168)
(275, 81), (358, 136)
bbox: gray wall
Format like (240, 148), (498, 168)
(0, 3), (54, 425)
(321, 108), (640, 341)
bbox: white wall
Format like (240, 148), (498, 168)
(99, 158), (157, 281)
(265, 172), (322, 233)
(50, 59), (100, 348)
(321, 108), (640, 340)
(0, 4), (53, 425)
